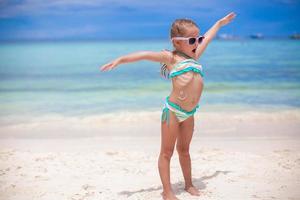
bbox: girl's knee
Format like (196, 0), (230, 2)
(160, 149), (174, 160)
(176, 145), (190, 156)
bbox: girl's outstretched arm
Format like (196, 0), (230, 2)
(100, 51), (170, 72)
(195, 12), (236, 60)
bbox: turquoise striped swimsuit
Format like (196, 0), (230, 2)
(161, 58), (204, 125)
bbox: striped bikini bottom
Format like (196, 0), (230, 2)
(161, 96), (199, 125)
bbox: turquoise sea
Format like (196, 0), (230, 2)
(0, 39), (300, 119)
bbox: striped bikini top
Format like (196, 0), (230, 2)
(169, 59), (204, 79)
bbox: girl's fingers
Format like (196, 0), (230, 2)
(229, 12), (236, 16)
(220, 12), (236, 25)
(100, 62), (117, 72)
(100, 65), (107, 71)
(227, 12), (236, 20)
(100, 63), (112, 71)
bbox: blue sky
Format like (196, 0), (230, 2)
(0, 0), (299, 40)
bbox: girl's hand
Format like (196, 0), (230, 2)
(100, 59), (119, 72)
(218, 12), (236, 26)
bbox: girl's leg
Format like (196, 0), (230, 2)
(158, 111), (180, 200)
(176, 116), (200, 196)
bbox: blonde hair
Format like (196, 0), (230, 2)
(161, 18), (199, 78)
(170, 18), (199, 38)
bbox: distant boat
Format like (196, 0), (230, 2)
(289, 34), (300, 39)
(218, 34), (233, 40)
(217, 34), (235, 40)
(250, 33), (264, 39)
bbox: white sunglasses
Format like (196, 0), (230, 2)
(171, 36), (205, 45)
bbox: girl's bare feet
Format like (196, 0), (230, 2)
(161, 192), (180, 200)
(185, 186), (200, 196)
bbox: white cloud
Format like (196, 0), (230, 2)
(0, 0), (222, 18)
(9, 25), (100, 39)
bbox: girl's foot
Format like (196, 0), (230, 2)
(185, 186), (200, 196)
(161, 192), (180, 200)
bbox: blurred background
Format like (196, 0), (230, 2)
(0, 0), (300, 40)
(0, 0), (300, 126)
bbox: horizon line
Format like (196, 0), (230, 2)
(0, 35), (299, 43)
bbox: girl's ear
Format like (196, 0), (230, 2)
(173, 41), (180, 48)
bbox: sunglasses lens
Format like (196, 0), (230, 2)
(188, 38), (196, 45)
(198, 36), (204, 43)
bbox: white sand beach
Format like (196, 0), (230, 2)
(1, 110), (300, 200)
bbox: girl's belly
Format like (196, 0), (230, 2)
(169, 73), (204, 111)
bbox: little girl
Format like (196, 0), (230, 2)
(100, 12), (236, 200)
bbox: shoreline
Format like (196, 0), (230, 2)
(1, 108), (300, 139)
(1, 109), (300, 139)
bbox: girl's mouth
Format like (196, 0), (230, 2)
(192, 48), (196, 53)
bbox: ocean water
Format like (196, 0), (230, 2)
(0, 39), (300, 120)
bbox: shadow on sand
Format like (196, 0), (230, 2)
(118, 170), (232, 197)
